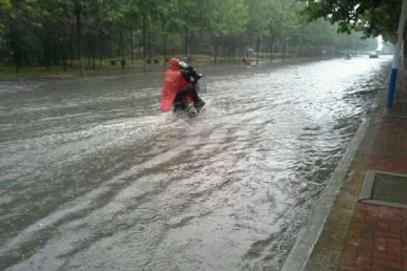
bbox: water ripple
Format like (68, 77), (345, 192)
(0, 57), (391, 271)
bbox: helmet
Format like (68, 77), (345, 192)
(178, 61), (188, 69)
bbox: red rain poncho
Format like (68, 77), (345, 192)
(160, 58), (191, 112)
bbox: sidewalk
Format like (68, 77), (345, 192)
(304, 74), (407, 271)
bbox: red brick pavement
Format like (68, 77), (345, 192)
(337, 204), (407, 271)
(336, 116), (407, 271)
(369, 118), (407, 173)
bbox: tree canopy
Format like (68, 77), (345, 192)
(0, 0), (377, 73)
(303, 0), (401, 42)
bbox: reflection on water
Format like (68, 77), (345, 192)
(0, 57), (390, 270)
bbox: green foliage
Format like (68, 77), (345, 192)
(302, 0), (400, 41)
(245, 0), (270, 37)
(211, 0), (248, 37)
(271, 0), (304, 40)
(0, 0), (378, 71)
(0, 0), (11, 9)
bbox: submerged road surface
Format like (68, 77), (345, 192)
(0, 57), (391, 271)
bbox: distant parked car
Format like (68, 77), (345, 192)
(369, 52), (379, 58)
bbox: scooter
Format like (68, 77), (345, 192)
(173, 63), (205, 117)
(173, 83), (205, 117)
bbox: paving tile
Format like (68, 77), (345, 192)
(334, 115), (407, 271)
(306, 85), (407, 271)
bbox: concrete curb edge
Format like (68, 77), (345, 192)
(280, 117), (371, 271)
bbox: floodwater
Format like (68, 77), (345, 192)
(0, 56), (391, 271)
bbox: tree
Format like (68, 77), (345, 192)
(0, 0), (45, 72)
(302, 0), (400, 41)
(176, 0), (207, 57)
(209, 0), (248, 63)
(0, 0), (380, 74)
(0, 0), (11, 34)
(245, 0), (271, 63)
(156, 0), (182, 65)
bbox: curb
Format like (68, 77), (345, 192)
(280, 117), (371, 271)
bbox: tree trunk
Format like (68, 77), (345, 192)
(14, 48), (21, 73)
(270, 39), (273, 62)
(404, 29), (407, 69)
(120, 30), (125, 69)
(69, 40), (74, 68)
(148, 31), (152, 64)
(10, 33), (22, 73)
(138, 39), (143, 58)
(99, 33), (104, 67)
(130, 31), (134, 64)
(256, 36), (260, 65)
(142, 14), (146, 72)
(184, 29), (188, 57)
(213, 39), (218, 64)
(163, 35), (167, 68)
(61, 40), (67, 71)
(62, 59), (67, 72)
(75, 1), (85, 76)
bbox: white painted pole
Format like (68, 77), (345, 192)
(387, 0), (407, 110)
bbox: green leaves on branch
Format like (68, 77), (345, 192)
(0, 0), (378, 70)
(302, 0), (400, 41)
(0, 0), (11, 9)
(210, 0), (248, 37)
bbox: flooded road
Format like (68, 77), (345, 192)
(0, 57), (391, 271)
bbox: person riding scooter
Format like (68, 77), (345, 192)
(179, 60), (203, 85)
(160, 58), (205, 113)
